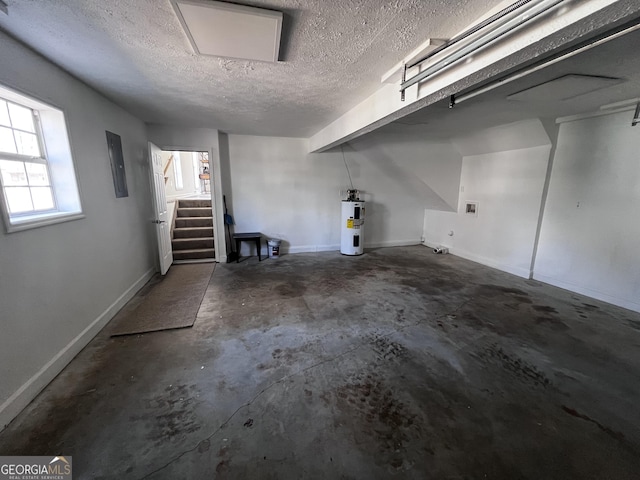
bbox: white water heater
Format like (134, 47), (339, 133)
(341, 197), (365, 255)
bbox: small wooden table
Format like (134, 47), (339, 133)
(232, 233), (263, 262)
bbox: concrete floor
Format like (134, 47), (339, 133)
(1, 245), (640, 479)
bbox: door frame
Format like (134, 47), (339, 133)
(153, 143), (227, 263)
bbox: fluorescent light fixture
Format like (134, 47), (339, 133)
(507, 75), (623, 102)
(172, 0), (283, 62)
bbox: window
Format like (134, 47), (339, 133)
(0, 85), (83, 232)
(0, 100), (55, 214)
(172, 152), (183, 190)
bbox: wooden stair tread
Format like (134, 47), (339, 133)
(174, 247), (215, 253)
(172, 198), (215, 260)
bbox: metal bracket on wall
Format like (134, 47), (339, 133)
(400, 64), (407, 102)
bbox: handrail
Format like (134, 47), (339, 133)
(163, 154), (174, 176)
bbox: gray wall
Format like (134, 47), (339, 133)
(424, 120), (552, 278)
(0, 32), (156, 428)
(224, 132), (462, 255)
(535, 111), (640, 312)
(421, 113), (639, 313)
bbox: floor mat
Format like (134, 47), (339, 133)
(109, 263), (215, 336)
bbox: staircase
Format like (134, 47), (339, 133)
(172, 199), (215, 261)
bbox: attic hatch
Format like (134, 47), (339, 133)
(172, 0), (283, 62)
(507, 74), (623, 102)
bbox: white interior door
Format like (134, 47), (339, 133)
(149, 142), (173, 275)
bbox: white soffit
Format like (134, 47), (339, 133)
(507, 74), (623, 102)
(172, 0), (283, 62)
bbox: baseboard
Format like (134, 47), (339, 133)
(286, 244), (340, 254)
(533, 273), (640, 313)
(0, 268), (155, 431)
(455, 248), (531, 278)
(284, 240), (420, 255)
(366, 239), (421, 249)
(424, 242), (531, 279)
(315, 244), (341, 252)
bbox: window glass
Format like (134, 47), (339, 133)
(0, 101), (10, 127)
(173, 153), (183, 190)
(0, 126), (17, 154)
(14, 130), (40, 156)
(0, 160), (28, 186)
(7, 102), (36, 132)
(5, 186), (33, 213)
(25, 162), (50, 186)
(31, 186), (55, 210)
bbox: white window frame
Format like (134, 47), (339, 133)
(0, 84), (83, 233)
(172, 151), (184, 190)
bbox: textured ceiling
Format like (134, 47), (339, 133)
(0, 0), (502, 137)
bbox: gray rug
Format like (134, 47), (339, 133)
(109, 263), (215, 336)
